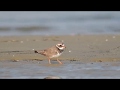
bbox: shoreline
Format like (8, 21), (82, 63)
(0, 34), (120, 63)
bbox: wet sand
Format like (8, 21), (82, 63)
(0, 34), (120, 62)
(0, 34), (120, 78)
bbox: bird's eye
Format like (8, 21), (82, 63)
(59, 45), (62, 47)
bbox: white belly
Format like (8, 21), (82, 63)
(51, 52), (62, 58)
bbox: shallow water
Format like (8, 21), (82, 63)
(0, 11), (120, 36)
(0, 60), (120, 79)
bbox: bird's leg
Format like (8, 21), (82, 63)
(48, 58), (51, 64)
(57, 58), (63, 64)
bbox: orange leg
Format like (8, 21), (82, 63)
(57, 58), (63, 64)
(48, 58), (51, 64)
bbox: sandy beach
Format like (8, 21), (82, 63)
(0, 34), (120, 79)
(0, 34), (120, 62)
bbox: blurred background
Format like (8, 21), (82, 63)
(0, 11), (120, 36)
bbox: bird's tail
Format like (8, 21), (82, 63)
(34, 50), (45, 55)
(34, 50), (38, 53)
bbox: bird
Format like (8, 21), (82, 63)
(34, 42), (66, 64)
